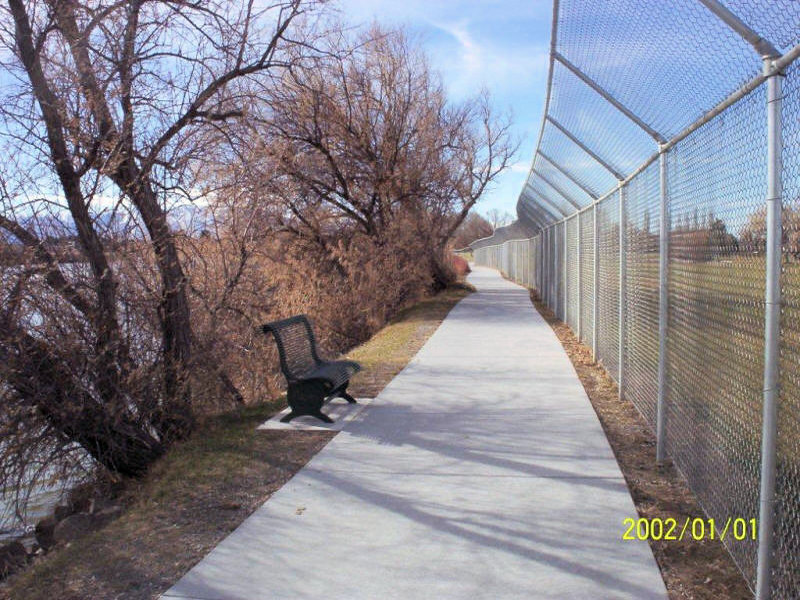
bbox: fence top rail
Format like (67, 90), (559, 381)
(484, 0), (800, 247)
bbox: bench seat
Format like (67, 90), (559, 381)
(303, 360), (362, 391)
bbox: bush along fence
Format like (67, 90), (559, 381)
(472, 1), (800, 597)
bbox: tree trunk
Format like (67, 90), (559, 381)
(113, 163), (195, 440)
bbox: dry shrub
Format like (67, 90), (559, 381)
(176, 207), (433, 409)
(265, 221), (433, 353)
(449, 254), (471, 278)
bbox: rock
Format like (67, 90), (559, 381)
(53, 513), (96, 544)
(94, 504), (123, 526)
(88, 496), (117, 515)
(34, 516), (57, 551)
(65, 483), (95, 514)
(0, 541), (28, 579)
(53, 503), (74, 522)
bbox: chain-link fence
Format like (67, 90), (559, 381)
(473, 1), (800, 597)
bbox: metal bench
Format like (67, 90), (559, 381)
(261, 315), (361, 423)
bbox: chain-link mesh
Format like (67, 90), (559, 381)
(510, 242), (516, 277)
(528, 179), (577, 217)
(552, 222), (561, 319)
(537, 120), (619, 199)
(470, 3), (800, 596)
(557, 0), (761, 141)
(664, 85), (767, 582)
(597, 194), (621, 381)
(775, 59), (800, 598)
(552, 224), (559, 316)
(566, 216), (579, 331)
(580, 210), (594, 348)
(549, 60), (654, 176)
(622, 161), (660, 427)
(721, 1), (800, 53)
(536, 154), (596, 208)
(520, 239), (529, 286)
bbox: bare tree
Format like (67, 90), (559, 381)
(245, 25), (516, 286)
(452, 212), (493, 249)
(484, 208), (514, 231)
(740, 205), (800, 259)
(0, 0), (323, 479)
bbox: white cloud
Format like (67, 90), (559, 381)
(508, 161), (531, 174)
(429, 19), (548, 99)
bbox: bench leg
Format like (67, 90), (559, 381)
(312, 410), (334, 423)
(280, 410), (334, 424)
(280, 411), (299, 423)
(285, 381), (334, 423)
(334, 381), (357, 404)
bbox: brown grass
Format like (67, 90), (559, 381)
(529, 290), (752, 600)
(0, 284), (472, 600)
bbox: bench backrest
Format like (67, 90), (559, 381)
(261, 315), (322, 382)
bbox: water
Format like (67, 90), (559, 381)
(0, 484), (67, 544)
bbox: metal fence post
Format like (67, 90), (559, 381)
(557, 224), (560, 314)
(553, 226), (557, 312)
(539, 235), (543, 295)
(618, 185), (626, 395)
(564, 219), (569, 325)
(528, 238), (532, 288)
(756, 57), (784, 600)
(593, 204), (599, 360)
(562, 220), (568, 322)
(553, 226), (557, 311)
(530, 238), (533, 288)
(577, 211), (583, 340)
(656, 148), (669, 464)
(555, 225), (560, 315)
(536, 236), (540, 294)
(523, 240), (527, 287)
(528, 239), (532, 288)
(542, 233), (546, 300)
(549, 228), (552, 307)
(536, 231), (545, 301)
(545, 228), (550, 307)
(544, 229), (549, 306)
(552, 226), (557, 312)
(548, 228), (553, 308)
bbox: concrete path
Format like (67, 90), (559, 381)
(163, 267), (667, 600)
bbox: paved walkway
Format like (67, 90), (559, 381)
(163, 267), (667, 600)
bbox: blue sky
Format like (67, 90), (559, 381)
(337, 0), (554, 218)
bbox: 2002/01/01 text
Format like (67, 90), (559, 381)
(622, 517), (757, 542)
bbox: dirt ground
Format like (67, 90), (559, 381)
(0, 285), (471, 600)
(530, 291), (753, 600)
